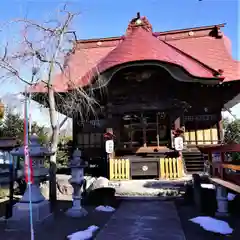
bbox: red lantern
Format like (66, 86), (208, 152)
(173, 128), (184, 138)
(104, 132), (115, 140)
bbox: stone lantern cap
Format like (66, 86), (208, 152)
(70, 148), (88, 168)
(11, 134), (54, 157)
(73, 148), (82, 158)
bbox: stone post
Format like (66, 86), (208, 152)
(216, 185), (228, 216)
(65, 148), (88, 218)
(192, 174), (202, 212)
(7, 134), (54, 230)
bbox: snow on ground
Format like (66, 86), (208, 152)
(67, 225), (99, 240)
(190, 216), (233, 235)
(95, 205), (115, 212)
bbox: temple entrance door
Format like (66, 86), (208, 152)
(145, 112), (169, 147)
(118, 112), (170, 153)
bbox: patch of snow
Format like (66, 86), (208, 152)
(67, 225), (99, 240)
(227, 193), (236, 201)
(190, 216), (233, 235)
(89, 177), (109, 191)
(200, 184), (215, 189)
(95, 205), (115, 212)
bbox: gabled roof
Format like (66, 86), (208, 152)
(76, 24), (223, 87)
(30, 15), (240, 93)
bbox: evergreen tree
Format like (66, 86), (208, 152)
(224, 119), (240, 162)
(0, 110), (48, 144)
(224, 119), (240, 144)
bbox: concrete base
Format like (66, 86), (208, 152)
(65, 207), (88, 218)
(6, 200), (52, 231)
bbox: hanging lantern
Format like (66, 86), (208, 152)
(0, 102), (4, 119)
(104, 132), (115, 140)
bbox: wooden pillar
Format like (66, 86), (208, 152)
(208, 152), (213, 176)
(106, 103), (115, 159)
(171, 110), (185, 148)
(217, 113), (224, 143)
(156, 113), (160, 147)
(169, 112), (174, 148)
(169, 110), (180, 148)
(194, 118), (198, 145)
(114, 115), (121, 148)
(220, 152), (225, 179)
(142, 113), (147, 147)
(174, 117), (181, 129)
(174, 110), (185, 129)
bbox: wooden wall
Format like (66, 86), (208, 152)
(184, 114), (221, 145)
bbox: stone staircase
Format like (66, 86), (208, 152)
(182, 150), (205, 173)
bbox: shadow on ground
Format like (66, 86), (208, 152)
(143, 181), (186, 189)
(0, 199), (121, 240)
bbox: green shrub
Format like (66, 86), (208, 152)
(0, 187), (9, 198)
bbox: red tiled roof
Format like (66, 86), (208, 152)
(169, 36), (240, 82)
(30, 46), (115, 92)
(30, 17), (240, 93)
(74, 26), (222, 88)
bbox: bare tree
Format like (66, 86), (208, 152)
(0, 4), (100, 208)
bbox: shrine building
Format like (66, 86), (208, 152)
(32, 13), (240, 180)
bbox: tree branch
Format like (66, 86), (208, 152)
(59, 116), (68, 129)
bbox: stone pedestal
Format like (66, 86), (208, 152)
(7, 134), (54, 231)
(65, 149), (88, 218)
(9, 183), (52, 226)
(7, 200), (52, 231)
(65, 181), (87, 217)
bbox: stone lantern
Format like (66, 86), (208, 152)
(8, 134), (54, 229)
(66, 148), (88, 218)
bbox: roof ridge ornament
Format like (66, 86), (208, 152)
(209, 26), (223, 39)
(126, 12), (153, 35)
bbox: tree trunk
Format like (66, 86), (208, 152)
(48, 87), (59, 211)
(49, 153), (57, 211)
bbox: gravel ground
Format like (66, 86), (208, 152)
(175, 198), (240, 240)
(110, 179), (189, 197)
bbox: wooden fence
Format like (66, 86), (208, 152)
(160, 158), (183, 179)
(109, 159), (130, 180)
(109, 158), (184, 181)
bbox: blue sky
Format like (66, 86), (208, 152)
(0, 0), (239, 126)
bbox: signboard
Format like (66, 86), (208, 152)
(212, 152), (221, 162)
(105, 140), (114, 154)
(174, 136), (184, 151)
